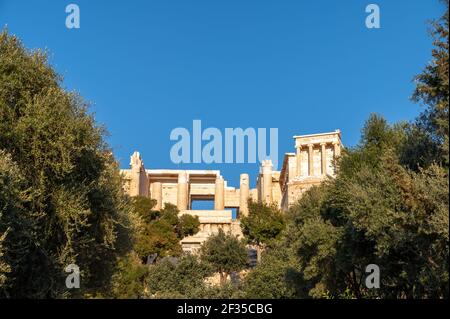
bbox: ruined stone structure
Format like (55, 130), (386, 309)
(120, 130), (342, 252)
(278, 130), (342, 211)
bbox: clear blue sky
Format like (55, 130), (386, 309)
(0, 0), (444, 188)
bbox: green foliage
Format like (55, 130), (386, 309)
(332, 148), (447, 298)
(241, 201), (285, 247)
(268, 114), (449, 299)
(400, 123), (442, 170)
(159, 202), (180, 226)
(0, 30), (132, 298)
(411, 1), (449, 167)
(177, 214), (201, 238)
(200, 229), (248, 285)
(110, 252), (149, 299)
(0, 150), (30, 298)
(243, 244), (300, 299)
(198, 282), (246, 299)
(145, 254), (246, 299)
(108, 199), (200, 299)
(1, 1), (448, 300)
(135, 219), (182, 260)
(286, 185), (346, 298)
(132, 196), (158, 222)
(146, 254), (211, 298)
(361, 114), (407, 150)
(131, 199), (200, 262)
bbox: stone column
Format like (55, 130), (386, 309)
(308, 144), (314, 176)
(214, 175), (225, 210)
(332, 142), (341, 176)
(262, 160), (273, 204)
(152, 182), (163, 210)
(177, 171), (188, 210)
(239, 173), (250, 216)
(321, 143), (327, 176)
(296, 145), (302, 177)
(129, 151), (144, 197)
(130, 170), (140, 197)
(333, 142), (341, 158)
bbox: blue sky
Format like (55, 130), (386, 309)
(0, 0), (444, 188)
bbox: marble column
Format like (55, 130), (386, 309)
(308, 144), (314, 176)
(332, 142), (341, 176)
(130, 170), (140, 197)
(262, 160), (273, 204)
(321, 143), (327, 176)
(333, 142), (341, 158)
(214, 175), (225, 210)
(129, 151), (143, 197)
(177, 171), (188, 210)
(239, 173), (250, 216)
(296, 145), (302, 177)
(152, 182), (163, 210)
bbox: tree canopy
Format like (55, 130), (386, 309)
(241, 201), (285, 247)
(246, 112), (448, 298)
(131, 198), (200, 262)
(244, 3), (449, 299)
(0, 0), (448, 300)
(200, 229), (248, 285)
(0, 29), (131, 298)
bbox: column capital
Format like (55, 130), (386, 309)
(333, 142), (341, 159)
(240, 173), (249, 185)
(239, 174), (250, 217)
(261, 159), (273, 167)
(215, 175), (224, 183)
(130, 151), (145, 172)
(261, 160), (273, 175)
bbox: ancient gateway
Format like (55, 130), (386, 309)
(121, 130), (342, 252)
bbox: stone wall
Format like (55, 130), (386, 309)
(178, 210), (243, 253)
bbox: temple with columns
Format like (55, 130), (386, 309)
(120, 130), (342, 252)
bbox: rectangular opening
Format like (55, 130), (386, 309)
(190, 199), (215, 210)
(230, 208), (238, 220)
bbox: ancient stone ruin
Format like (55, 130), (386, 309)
(120, 130), (342, 252)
